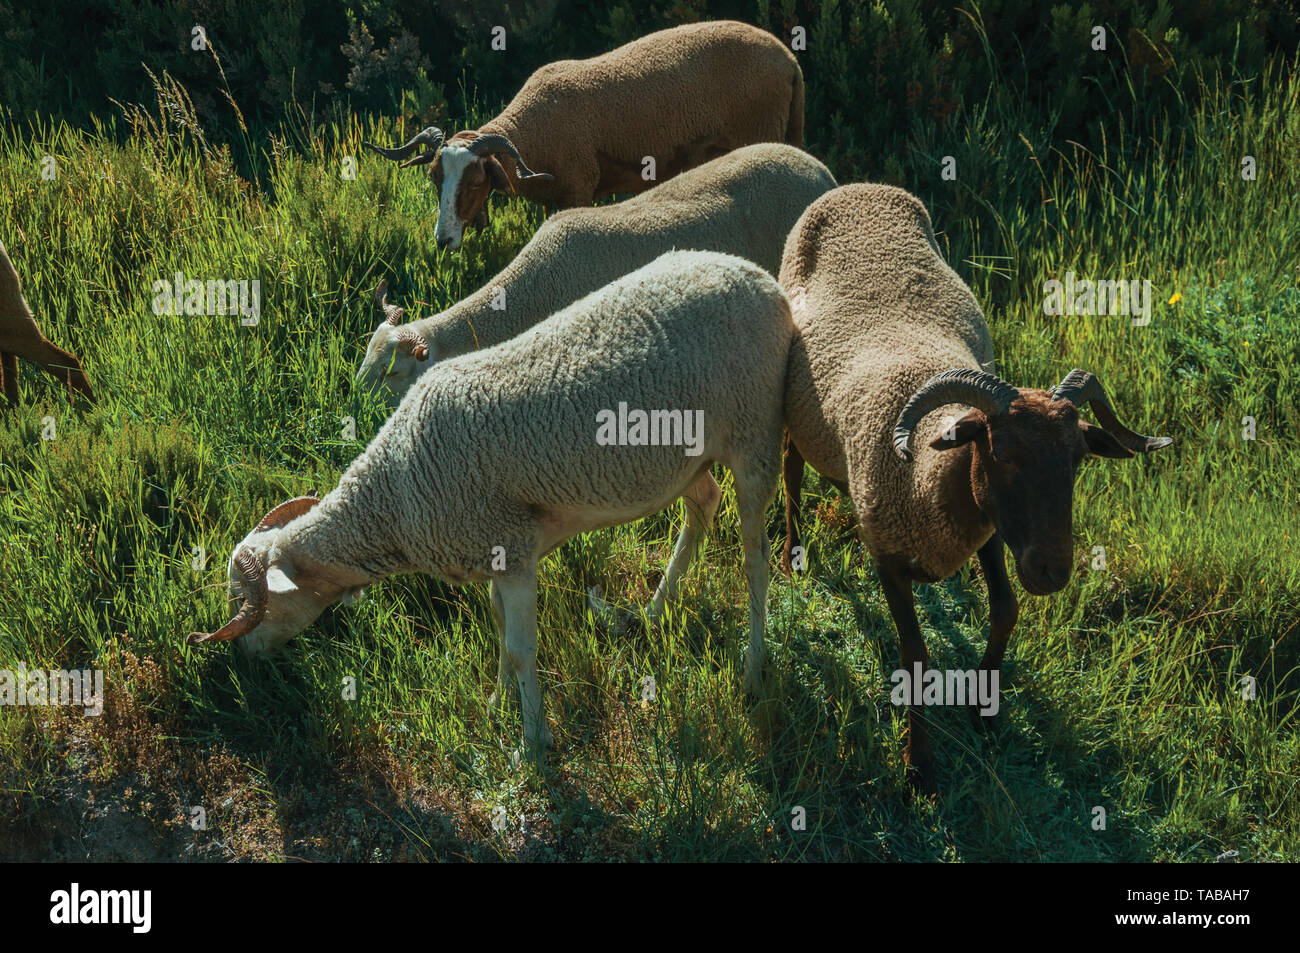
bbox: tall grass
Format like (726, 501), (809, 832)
(0, 56), (1297, 861)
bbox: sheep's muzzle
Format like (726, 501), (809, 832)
(186, 493), (321, 645)
(188, 548), (267, 645)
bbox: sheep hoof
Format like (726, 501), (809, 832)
(529, 719), (555, 749)
(742, 653), (766, 697)
(904, 747), (937, 797)
(587, 585), (640, 636)
(511, 729), (553, 769)
(968, 704), (998, 733)
(906, 765), (937, 799)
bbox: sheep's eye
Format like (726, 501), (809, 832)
(991, 447), (1024, 471)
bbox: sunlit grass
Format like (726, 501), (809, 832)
(0, 57), (1297, 861)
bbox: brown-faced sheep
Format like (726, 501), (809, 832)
(363, 20), (804, 250)
(779, 184), (1172, 792)
(0, 240), (93, 404)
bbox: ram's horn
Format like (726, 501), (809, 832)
(1050, 369), (1173, 453)
(375, 281), (402, 326)
(362, 126), (444, 168)
(893, 368), (1021, 460)
(255, 492), (321, 532)
(187, 548), (267, 645)
(395, 327), (430, 361)
(468, 134), (555, 181)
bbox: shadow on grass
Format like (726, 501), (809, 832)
(759, 554), (1161, 860)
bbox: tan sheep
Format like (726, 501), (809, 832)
(363, 20), (804, 249)
(779, 185), (1171, 791)
(357, 143), (835, 404)
(0, 240), (93, 404)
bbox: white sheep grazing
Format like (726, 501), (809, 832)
(357, 143), (834, 403)
(0, 240), (94, 404)
(189, 250), (794, 752)
(780, 184), (1172, 791)
(362, 20), (805, 250)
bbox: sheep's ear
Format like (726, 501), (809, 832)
(484, 156), (513, 195)
(1080, 421), (1135, 459)
(929, 411), (984, 451)
(266, 564), (299, 595)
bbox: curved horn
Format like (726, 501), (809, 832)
(399, 150), (440, 169)
(362, 126), (443, 164)
(1050, 369), (1173, 453)
(374, 281), (402, 326)
(467, 133), (554, 181)
(255, 492), (321, 532)
(893, 368), (1021, 461)
(187, 548), (267, 645)
(395, 327), (430, 361)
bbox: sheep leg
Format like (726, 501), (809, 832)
(12, 338), (92, 403)
(1, 351), (17, 404)
(644, 471), (722, 623)
(779, 432), (805, 576)
(41, 341), (93, 402)
(972, 533), (1018, 729)
(496, 571), (553, 752)
(736, 474), (775, 696)
(878, 558), (936, 794)
(487, 580), (510, 717)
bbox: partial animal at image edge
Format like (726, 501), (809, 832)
(0, 240), (94, 405)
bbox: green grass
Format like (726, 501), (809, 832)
(1, 58), (1298, 862)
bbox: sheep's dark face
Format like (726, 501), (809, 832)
(430, 142), (510, 250)
(932, 392), (1134, 596)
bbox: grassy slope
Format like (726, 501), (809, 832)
(0, 63), (1297, 862)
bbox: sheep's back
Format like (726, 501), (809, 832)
(429, 144), (833, 360)
(501, 21), (800, 165)
(780, 185), (996, 567)
(572, 143), (835, 275)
